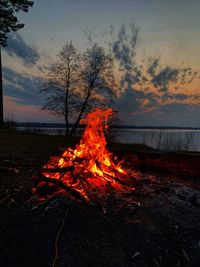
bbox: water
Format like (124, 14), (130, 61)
(16, 127), (200, 152)
(113, 128), (200, 152)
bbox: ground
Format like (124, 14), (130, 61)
(0, 129), (200, 267)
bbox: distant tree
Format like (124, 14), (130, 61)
(70, 43), (116, 136)
(41, 41), (81, 136)
(0, 0), (34, 126)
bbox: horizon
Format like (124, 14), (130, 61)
(2, 0), (200, 127)
(14, 121), (200, 130)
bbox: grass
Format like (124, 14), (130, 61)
(0, 128), (79, 165)
(119, 128), (197, 152)
(152, 129), (196, 151)
(0, 127), (156, 160)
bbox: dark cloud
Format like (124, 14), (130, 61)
(111, 24), (199, 126)
(114, 80), (200, 125)
(173, 93), (190, 100)
(114, 87), (142, 113)
(112, 23), (139, 73)
(3, 33), (40, 67)
(112, 22), (145, 115)
(115, 94), (200, 126)
(111, 24), (198, 111)
(114, 86), (158, 115)
(3, 67), (45, 106)
(152, 66), (179, 93)
(153, 103), (200, 126)
(147, 58), (159, 77)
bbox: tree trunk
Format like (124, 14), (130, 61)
(65, 66), (70, 136)
(65, 116), (69, 136)
(70, 93), (90, 136)
(0, 47), (3, 127)
(70, 79), (96, 137)
(70, 76), (96, 136)
(65, 93), (69, 136)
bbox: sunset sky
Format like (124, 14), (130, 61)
(2, 0), (200, 126)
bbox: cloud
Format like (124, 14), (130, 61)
(114, 93), (200, 126)
(4, 95), (63, 123)
(113, 85), (159, 119)
(115, 88), (200, 126)
(3, 33), (40, 67)
(152, 66), (179, 93)
(112, 23), (139, 73)
(114, 87), (142, 114)
(3, 66), (200, 126)
(3, 67), (45, 106)
(111, 24), (199, 113)
(173, 93), (190, 100)
(147, 58), (159, 77)
(152, 103), (200, 126)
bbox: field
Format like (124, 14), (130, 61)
(0, 129), (200, 266)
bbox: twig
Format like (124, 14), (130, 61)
(153, 259), (160, 266)
(131, 251), (140, 259)
(182, 248), (190, 262)
(52, 207), (70, 267)
(29, 194), (57, 211)
(0, 185), (27, 205)
(161, 192), (174, 203)
(0, 192), (17, 205)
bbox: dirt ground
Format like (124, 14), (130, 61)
(0, 129), (200, 267)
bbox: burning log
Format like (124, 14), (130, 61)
(41, 166), (75, 173)
(35, 108), (140, 202)
(36, 174), (87, 202)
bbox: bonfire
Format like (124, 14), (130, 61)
(36, 108), (138, 201)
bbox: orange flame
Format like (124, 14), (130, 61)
(42, 108), (134, 200)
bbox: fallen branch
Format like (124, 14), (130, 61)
(52, 207), (70, 267)
(103, 171), (142, 190)
(36, 174), (87, 202)
(182, 248), (190, 262)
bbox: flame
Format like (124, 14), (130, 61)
(41, 108), (134, 200)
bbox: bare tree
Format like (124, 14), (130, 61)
(70, 43), (116, 136)
(41, 41), (81, 136)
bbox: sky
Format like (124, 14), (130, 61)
(2, 0), (200, 126)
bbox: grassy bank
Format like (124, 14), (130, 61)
(0, 128), (199, 201)
(0, 128), (155, 165)
(0, 128), (79, 165)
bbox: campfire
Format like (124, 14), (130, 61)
(35, 108), (138, 201)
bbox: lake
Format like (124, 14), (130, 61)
(16, 126), (200, 152)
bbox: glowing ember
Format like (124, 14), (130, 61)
(41, 108), (135, 200)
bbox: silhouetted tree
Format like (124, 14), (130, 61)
(0, 0), (34, 126)
(41, 41), (81, 136)
(70, 43), (116, 136)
